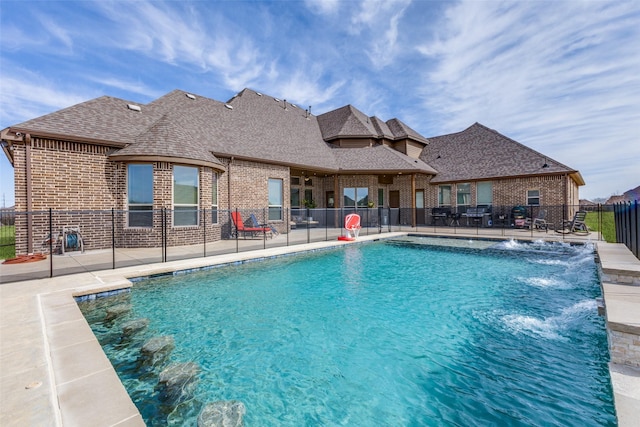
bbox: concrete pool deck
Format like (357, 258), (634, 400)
(1, 231), (639, 426)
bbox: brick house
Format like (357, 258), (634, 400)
(1, 88), (584, 254)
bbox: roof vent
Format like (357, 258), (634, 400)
(274, 98), (280, 102)
(256, 92), (262, 96)
(127, 104), (141, 112)
(224, 104), (233, 110)
(185, 93), (196, 100)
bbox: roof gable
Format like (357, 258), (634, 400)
(421, 123), (579, 183)
(317, 105), (379, 140)
(386, 118), (429, 144)
(109, 113), (224, 168)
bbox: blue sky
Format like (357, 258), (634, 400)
(1, 0), (639, 206)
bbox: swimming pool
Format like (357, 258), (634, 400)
(79, 238), (616, 426)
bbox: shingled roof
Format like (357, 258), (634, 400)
(316, 104), (429, 144)
(6, 96), (160, 146)
(3, 88), (436, 175)
(332, 145), (437, 174)
(421, 123), (584, 185)
(109, 113), (225, 169)
(2, 90), (582, 185)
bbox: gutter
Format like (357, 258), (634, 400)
(25, 133), (33, 253)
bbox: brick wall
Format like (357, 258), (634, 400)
(13, 139), (119, 254)
(10, 135), (582, 253)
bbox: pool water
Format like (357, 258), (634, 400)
(79, 239), (616, 426)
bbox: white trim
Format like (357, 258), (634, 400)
(173, 165), (200, 227)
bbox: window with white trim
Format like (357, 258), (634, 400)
(268, 178), (283, 220)
(527, 189), (540, 205)
(343, 187), (369, 208)
(127, 164), (153, 227)
(438, 185), (451, 206)
(415, 190), (424, 208)
(477, 181), (493, 206)
(173, 165), (199, 226)
(212, 172), (218, 224)
(457, 183), (471, 206)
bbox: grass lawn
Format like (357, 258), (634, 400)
(585, 211), (616, 243)
(0, 225), (16, 260)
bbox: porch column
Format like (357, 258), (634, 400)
(411, 173), (416, 228)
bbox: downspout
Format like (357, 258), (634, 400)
(228, 157), (233, 210)
(25, 134), (33, 253)
(411, 173), (416, 228)
(334, 175), (339, 229)
(564, 173), (568, 214)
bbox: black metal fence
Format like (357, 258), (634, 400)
(0, 204), (606, 283)
(614, 201), (639, 259)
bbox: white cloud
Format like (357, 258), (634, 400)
(304, 0), (341, 15)
(85, 76), (162, 99)
(0, 70), (91, 126)
(92, 1), (268, 90)
(350, 0), (412, 67)
(35, 13), (74, 50)
(414, 0), (640, 198)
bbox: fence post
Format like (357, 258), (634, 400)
(325, 206), (328, 241)
(234, 208), (239, 253)
(263, 208), (267, 250)
(111, 208), (115, 269)
(162, 208), (167, 263)
(631, 201), (638, 257)
(203, 208), (207, 257)
(49, 208), (53, 278)
(304, 206), (311, 243)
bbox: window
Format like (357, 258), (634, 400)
(457, 183), (471, 206)
(438, 185), (451, 206)
(268, 178), (283, 220)
(378, 188), (384, 207)
(527, 189), (540, 205)
(326, 191), (335, 208)
(415, 190), (424, 208)
(477, 182), (493, 206)
(127, 164), (153, 227)
(173, 165), (199, 226)
(343, 187), (368, 208)
(290, 188), (300, 207)
(304, 189), (313, 207)
(212, 172), (218, 224)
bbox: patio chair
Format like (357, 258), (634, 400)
(230, 211), (273, 239)
(249, 213), (279, 237)
(555, 211), (590, 235)
(338, 213), (361, 241)
(525, 210), (549, 231)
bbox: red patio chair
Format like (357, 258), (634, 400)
(230, 211), (272, 239)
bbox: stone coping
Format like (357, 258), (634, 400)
(596, 241), (640, 427)
(1, 233), (638, 426)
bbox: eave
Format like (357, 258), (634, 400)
(107, 154), (227, 172)
(430, 170), (585, 185)
(1, 126), (128, 148)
